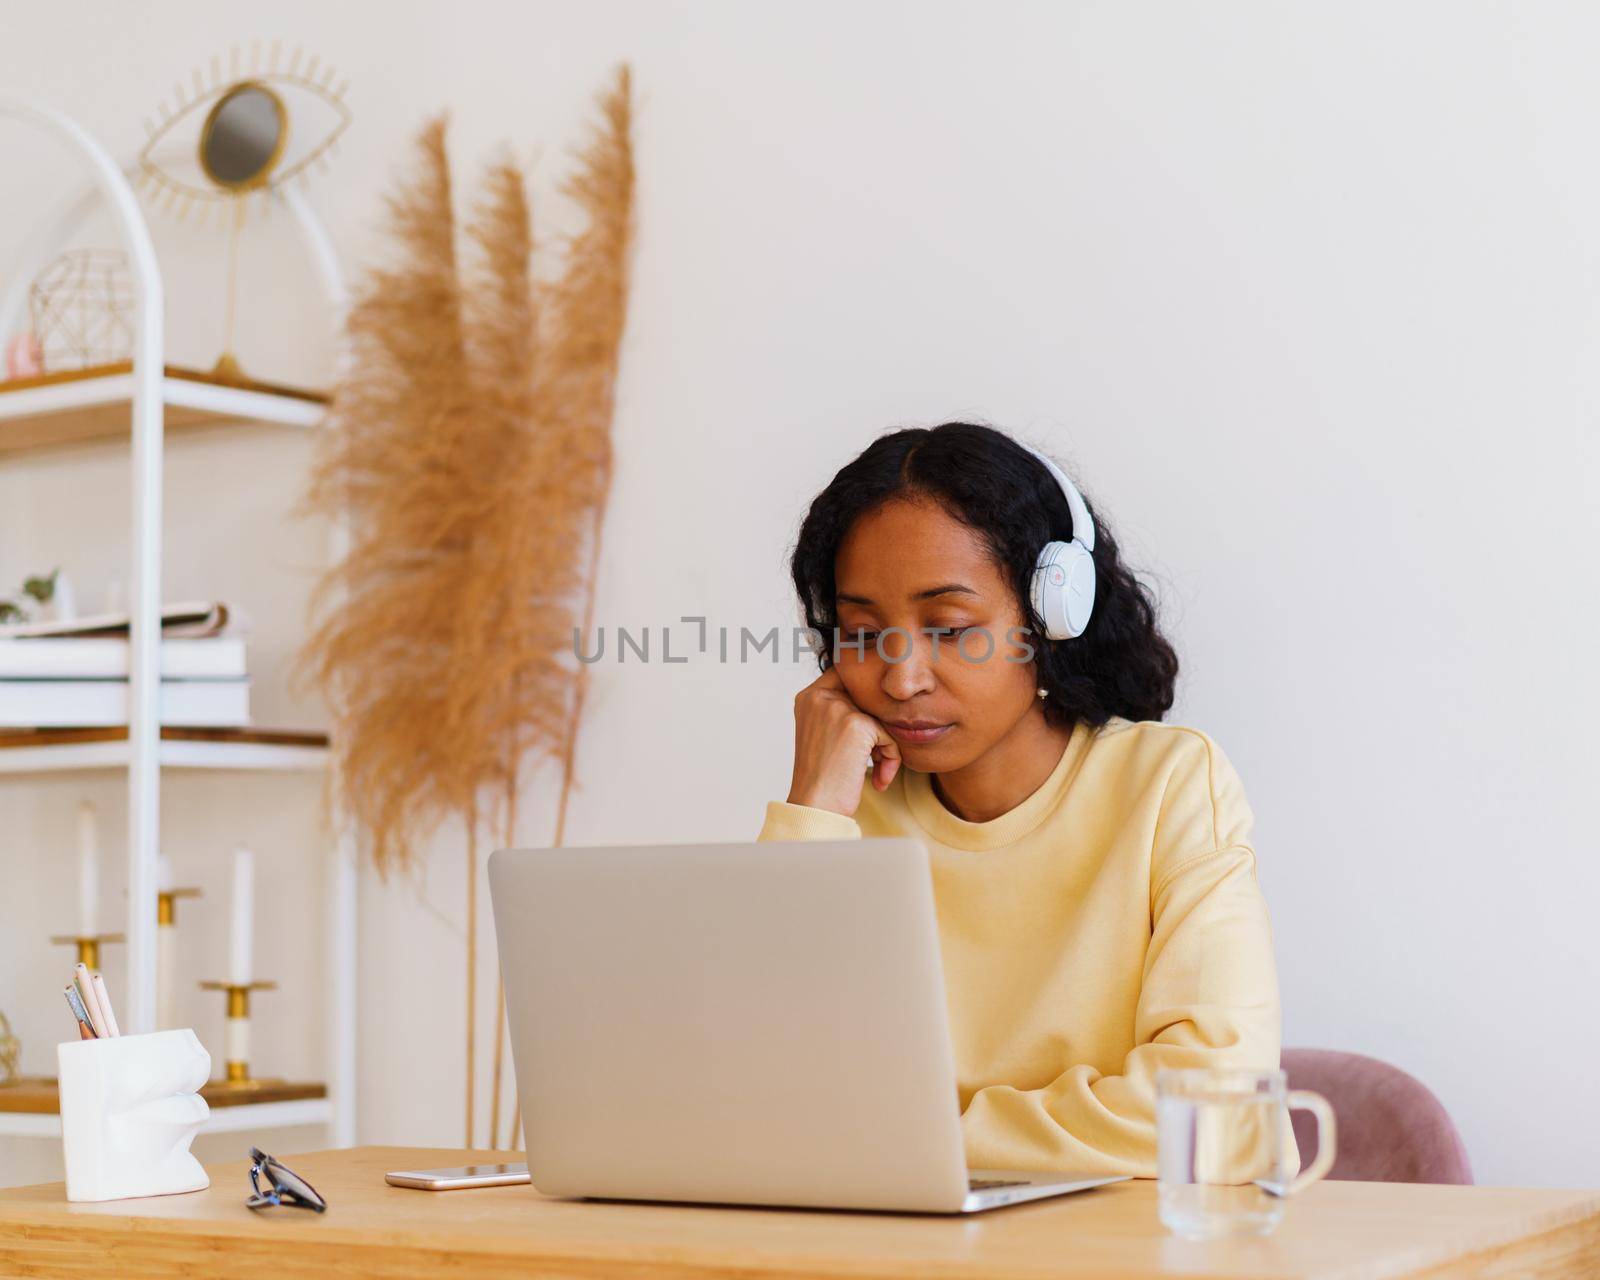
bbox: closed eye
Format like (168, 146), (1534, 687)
(841, 626), (973, 646)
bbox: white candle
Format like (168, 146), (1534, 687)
(158, 853), (174, 893)
(76, 801), (98, 937)
(228, 845), (254, 987)
(226, 1015), (250, 1069)
(157, 917), (176, 1031)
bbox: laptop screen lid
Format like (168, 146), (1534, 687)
(488, 837), (972, 1212)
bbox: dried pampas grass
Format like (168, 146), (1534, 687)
(297, 65), (635, 1148)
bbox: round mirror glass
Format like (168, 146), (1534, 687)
(200, 84), (286, 189)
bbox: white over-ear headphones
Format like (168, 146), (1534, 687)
(1016, 439), (1096, 641)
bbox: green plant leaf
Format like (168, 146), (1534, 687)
(21, 568), (59, 604)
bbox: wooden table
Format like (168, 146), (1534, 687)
(1, 1146), (1597, 1278)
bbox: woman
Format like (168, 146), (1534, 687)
(757, 421), (1293, 1179)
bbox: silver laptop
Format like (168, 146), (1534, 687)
(488, 837), (1130, 1213)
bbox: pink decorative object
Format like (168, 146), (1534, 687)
(5, 331), (43, 378)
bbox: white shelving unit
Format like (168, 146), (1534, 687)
(0, 735), (330, 775)
(0, 96), (357, 1144)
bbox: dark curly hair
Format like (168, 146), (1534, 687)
(788, 422), (1179, 729)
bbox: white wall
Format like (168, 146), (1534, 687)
(2, 1), (1596, 1189)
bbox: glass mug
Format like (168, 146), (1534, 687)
(1155, 1066), (1337, 1240)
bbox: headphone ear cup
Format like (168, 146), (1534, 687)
(1031, 541), (1096, 640)
(1062, 545), (1096, 638)
(1031, 541), (1069, 640)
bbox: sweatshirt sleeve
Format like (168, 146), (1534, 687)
(757, 800), (862, 842)
(959, 733), (1294, 1179)
(960, 842), (1289, 1177)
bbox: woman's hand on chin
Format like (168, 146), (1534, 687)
(786, 664), (902, 817)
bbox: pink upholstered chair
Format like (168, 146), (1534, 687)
(1282, 1048), (1473, 1184)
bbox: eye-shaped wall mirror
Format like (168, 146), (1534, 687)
(199, 82), (288, 191)
(135, 45), (351, 384)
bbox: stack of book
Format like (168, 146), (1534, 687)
(0, 602), (249, 728)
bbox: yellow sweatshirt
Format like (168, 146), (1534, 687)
(757, 715), (1296, 1180)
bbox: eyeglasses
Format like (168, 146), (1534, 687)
(246, 1147), (327, 1213)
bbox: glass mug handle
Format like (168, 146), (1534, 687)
(1285, 1088), (1338, 1194)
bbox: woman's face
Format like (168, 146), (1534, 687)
(831, 496), (1042, 772)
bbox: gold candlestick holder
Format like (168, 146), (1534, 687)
(198, 980), (278, 1085)
(49, 933), (125, 969)
(157, 887), (201, 925)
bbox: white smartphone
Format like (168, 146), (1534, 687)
(385, 1162), (530, 1190)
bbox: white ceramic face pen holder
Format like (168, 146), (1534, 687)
(57, 1028), (211, 1202)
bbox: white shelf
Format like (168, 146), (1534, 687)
(0, 366), (324, 426)
(195, 1098), (335, 1135)
(0, 1113), (60, 1139)
(0, 363), (326, 456)
(0, 737), (329, 774)
(0, 1097), (333, 1139)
